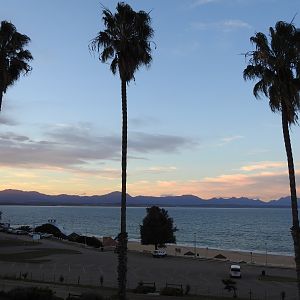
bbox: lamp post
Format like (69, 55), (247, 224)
(265, 242), (267, 266)
(194, 233), (196, 258)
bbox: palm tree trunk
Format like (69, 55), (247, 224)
(0, 90), (3, 111)
(118, 79), (128, 300)
(282, 107), (300, 298)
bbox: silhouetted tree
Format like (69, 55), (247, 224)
(35, 223), (67, 239)
(140, 206), (177, 250)
(90, 3), (154, 299)
(243, 20), (300, 297)
(0, 21), (33, 111)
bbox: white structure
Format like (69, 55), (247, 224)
(47, 218), (56, 225)
(230, 265), (241, 278)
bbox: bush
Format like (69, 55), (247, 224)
(7, 287), (61, 300)
(79, 293), (104, 300)
(160, 287), (183, 297)
(16, 226), (32, 232)
(34, 224), (67, 239)
(134, 284), (156, 294)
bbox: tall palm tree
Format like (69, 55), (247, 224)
(243, 21), (300, 296)
(90, 3), (153, 299)
(0, 21), (33, 111)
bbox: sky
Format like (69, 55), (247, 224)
(0, 0), (299, 201)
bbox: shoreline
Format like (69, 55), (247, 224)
(127, 240), (295, 269)
(128, 238), (294, 257)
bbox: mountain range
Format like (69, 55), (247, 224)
(0, 189), (298, 208)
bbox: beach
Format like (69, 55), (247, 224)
(128, 240), (295, 268)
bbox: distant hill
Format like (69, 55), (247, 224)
(267, 196), (300, 207)
(0, 189), (298, 208)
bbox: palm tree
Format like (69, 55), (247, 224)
(243, 21), (300, 296)
(90, 3), (154, 299)
(0, 21), (33, 111)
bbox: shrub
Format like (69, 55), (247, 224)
(79, 293), (104, 300)
(34, 224), (67, 239)
(134, 281), (156, 294)
(160, 287), (183, 296)
(7, 287), (60, 300)
(134, 285), (156, 294)
(16, 225), (32, 232)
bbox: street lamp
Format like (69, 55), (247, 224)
(194, 233), (196, 258)
(265, 242), (267, 266)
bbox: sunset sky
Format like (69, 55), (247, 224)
(0, 0), (299, 201)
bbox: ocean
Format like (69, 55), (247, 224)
(0, 206), (294, 256)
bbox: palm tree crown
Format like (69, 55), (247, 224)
(0, 20), (33, 110)
(90, 2), (153, 82)
(243, 21), (300, 124)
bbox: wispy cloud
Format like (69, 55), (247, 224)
(127, 169), (299, 201)
(240, 161), (287, 172)
(190, 0), (220, 7)
(219, 135), (244, 146)
(192, 20), (252, 31)
(136, 166), (177, 174)
(190, 0), (254, 8)
(129, 131), (198, 153)
(0, 124), (197, 173)
(171, 41), (201, 57)
(0, 115), (18, 126)
(129, 116), (159, 127)
(125, 159), (300, 200)
(246, 148), (270, 156)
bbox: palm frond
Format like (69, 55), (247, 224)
(253, 79), (268, 98)
(243, 20), (300, 125)
(90, 2), (154, 82)
(0, 20), (33, 95)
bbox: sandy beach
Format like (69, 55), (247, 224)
(127, 241), (295, 268)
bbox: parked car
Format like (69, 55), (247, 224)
(230, 265), (241, 278)
(152, 249), (167, 258)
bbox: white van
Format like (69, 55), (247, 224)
(230, 265), (241, 278)
(152, 249), (167, 258)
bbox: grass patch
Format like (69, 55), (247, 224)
(0, 248), (81, 263)
(258, 275), (297, 283)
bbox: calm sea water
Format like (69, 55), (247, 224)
(0, 206), (294, 255)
